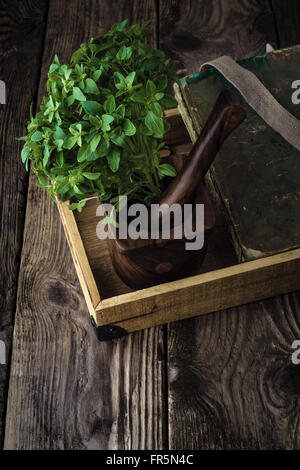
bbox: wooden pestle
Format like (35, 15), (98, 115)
(159, 89), (246, 210)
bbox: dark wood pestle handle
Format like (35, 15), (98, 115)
(159, 89), (246, 209)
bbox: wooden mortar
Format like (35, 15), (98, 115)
(107, 89), (246, 289)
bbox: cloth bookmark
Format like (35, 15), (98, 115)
(200, 55), (300, 151)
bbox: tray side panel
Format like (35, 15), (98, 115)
(95, 249), (300, 331)
(57, 200), (100, 317)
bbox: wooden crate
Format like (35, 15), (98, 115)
(57, 109), (300, 340)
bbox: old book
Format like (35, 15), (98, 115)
(175, 45), (300, 261)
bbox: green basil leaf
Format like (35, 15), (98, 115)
(97, 139), (110, 157)
(85, 78), (99, 94)
(115, 104), (125, 118)
(144, 111), (164, 138)
(114, 72), (126, 85)
(83, 100), (101, 115)
(21, 145), (31, 163)
(125, 71), (135, 87)
(146, 79), (156, 97)
(104, 95), (116, 114)
(50, 166), (70, 175)
(43, 146), (50, 167)
(65, 95), (75, 106)
(89, 115), (101, 126)
(69, 202), (80, 211)
(150, 102), (162, 116)
(86, 150), (102, 161)
(123, 119), (136, 136)
(160, 93), (178, 108)
(110, 132), (125, 147)
(57, 151), (64, 166)
(130, 89), (147, 104)
(107, 149), (120, 172)
(73, 86), (86, 101)
(73, 184), (85, 195)
(101, 114), (114, 132)
(49, 63), (59, 73)
(82, 172), (101, 180)
(77, 143), (91, 162)
(90, 134), (101, 152)
(93, 69), (102, 81)
(38, 174), (49, 186)
(158, 163), (177, 177)
(116, 46), (127, 61)
(63, 135), (77, 149)
(116, 19), (128, 32)
(54, 139), (64, 151)
(57, 181), (70, 194)
(31, 131), (44, 142)
(94, 40), (114, 52)
(155, 92), (164, 100)
(53, 126), (66, 140)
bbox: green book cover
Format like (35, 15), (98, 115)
(176, 46), (300, 261)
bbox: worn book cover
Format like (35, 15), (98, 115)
(175, 46), (300, 261)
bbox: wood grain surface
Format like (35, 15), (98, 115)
(0, 0), (48, 447)
(168, 291), (300, 449)
(271, 0), (300, 48)
(4, 0), (167, 450)
(2, 0), (300, 450)
(159, 0), (276, 75)
(159, 0), (300, 450)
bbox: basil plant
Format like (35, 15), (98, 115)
(19, 19), (179, 211)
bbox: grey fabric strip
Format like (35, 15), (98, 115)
(200, 55), (300, 151)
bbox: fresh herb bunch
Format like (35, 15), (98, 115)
(19, 19), (179, 211)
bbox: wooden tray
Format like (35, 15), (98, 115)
(57, 109), (300, 340)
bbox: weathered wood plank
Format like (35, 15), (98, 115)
(160, 0), (300, 450)
(4, 0), (166, 450)
(271, 0), (300, 48)
(159, 0), (276, 75)
(168, 291), (300, 449)
(0, 0), (48, 448)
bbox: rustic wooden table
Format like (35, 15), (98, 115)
(1, 0), (300, 450)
